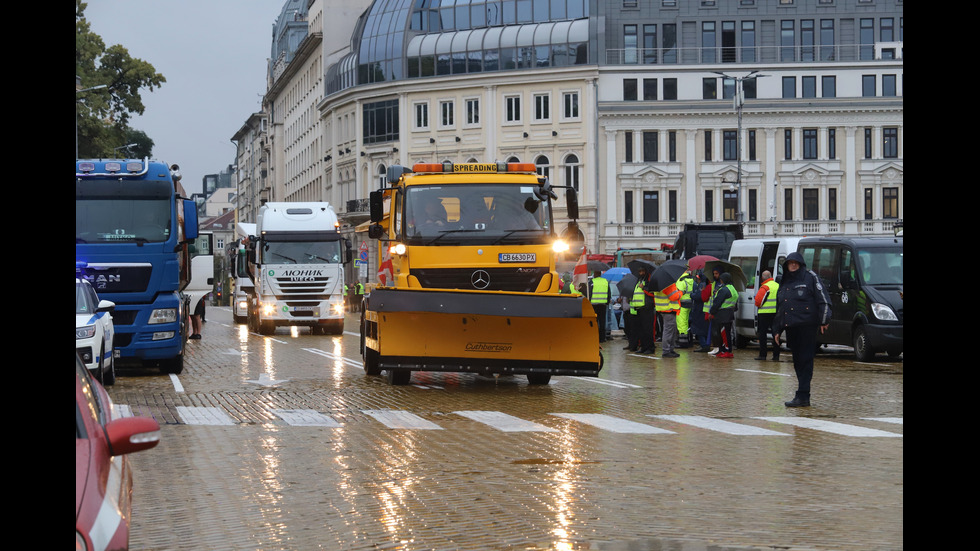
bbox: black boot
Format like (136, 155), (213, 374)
(784, 393), (810, 407)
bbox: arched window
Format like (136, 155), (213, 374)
(507, 155), (521, 163)
(535, 155), (551, 180)
(377, 163), (387, 188)
(564, 154), (580, 192)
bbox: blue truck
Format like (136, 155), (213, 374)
(75, 158), (200, 374)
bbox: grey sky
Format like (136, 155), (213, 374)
(82, 0), (285, 196)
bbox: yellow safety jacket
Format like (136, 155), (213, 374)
(758, 280), (779, 314)
(590, 277), (609, 304)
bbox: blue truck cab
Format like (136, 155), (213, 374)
(76, 158), (199, 374)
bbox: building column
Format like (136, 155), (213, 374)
(605, 129), (618, 226)
(685, 129), (698, 221)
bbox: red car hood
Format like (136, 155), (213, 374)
(76, 438), (92, 521)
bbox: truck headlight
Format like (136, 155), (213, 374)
(149, 308), (178, 324)
(331, 302), (345, 316)
(237, 300), (248, 311)
(871, 302), (898, 321)
(552, 240), (569, 253)
(260, 302), (276, 316)
(76, 325), (96, 339)
(389, 242), (407, 255)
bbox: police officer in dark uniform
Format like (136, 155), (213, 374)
(773, 252), (832, 407)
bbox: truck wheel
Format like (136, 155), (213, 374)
(259, 321), (275, 336)
(330, 320), (345, 335)
(233, 314), (246, 324)
(160, 354), (184, 375)
(527, 374), (552, 385)
(363, 348), (381, 376)
(386, 369), (411, 385)
(102, 349), (116, 386)
(853, 325), (875, 362)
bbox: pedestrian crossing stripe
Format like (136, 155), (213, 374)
(130, 405), (902, 437)
(753, 417), (902, 437)
(271, 409), (341, 427)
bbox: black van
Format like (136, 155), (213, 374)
(796, 237), (903, 360)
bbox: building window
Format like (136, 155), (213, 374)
(801, 19), (815, 61)
(562, 91), (579, 119)
(743, 78), (757, 99)
(669, 190), (677, 221)
(663, 78), (677, 100)
(828, 128), (836, 160)
(363, 99), (399, 144)
(505, 94), (521, 123)
(803, 128), (818, 159)
(828, 188), (837, 220)
(414, 102), (429, 130)
(643, 25), (658, 64)
(748, 130), (757, 161)
(883, 187), (899, 219)
(802, 76), (817, 98)
(703, 77), (718, 100)
(864, 188), (873, 220)
(803, 189), (819, 220)
(624, 79), (638, 101)
(643, 78), (658, 100)
(881, 17), (894, 42)
(643, 191), (659, 222)
(662, 23), (677, 63)
(780, 20), (795, 62)
(862, 75), (876, 97)
(860, 18), (874, 60)
(748, 189), (757, 221)
(820, 19), (835, 61)
(723, 190), (737, 221)
(882, 74), (897, 97)
(705, 190), (714, 222)
(822, 75), (836, 98)
(722, 77), (735, 100)
(864, 128), (873, 158)
(723, 130), (737, 161)
(741, 20), (756, 63)
(533, 93), (550, 121)
(625, 132), (633, 163)
(465, 98), (480, 126)
(704, 130), (712, 161)
(784, 188), (793, 220)
(883, 127), (898, 158)
(722, 21), (736, 63)
(782, 76), (796, 99)
(624, 24), (638, 64)
(643, 131), (658, 162)
(784, 129), (792, 160)
(564, 154), (581, 192)
(535, 155), (551, 180)
(624, 190), (633, 223)
(439, 100), (455, 128)
(702, 21), (716, 63)
(668, 131), (677, 162)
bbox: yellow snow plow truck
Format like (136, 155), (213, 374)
(360, 162), (603, 385)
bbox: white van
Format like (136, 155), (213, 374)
(727, 237), (803, 348)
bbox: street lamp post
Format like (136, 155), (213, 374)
(714, 71), (765, 227)
(76, 82), (108, 158)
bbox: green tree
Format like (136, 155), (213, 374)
(75, 0), (166, 158)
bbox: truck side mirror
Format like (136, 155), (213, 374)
(345, 239), (353, 264)
(182, 199), (199, 240)
(565, 188), (579, 220)
(369, 191), (384, 223)
(368, 224), (384, 239)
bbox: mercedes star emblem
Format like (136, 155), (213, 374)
(471, 269), (491, 289)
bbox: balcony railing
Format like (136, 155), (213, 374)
(604, 43), (902, 65)
(346, 198), (370, 214)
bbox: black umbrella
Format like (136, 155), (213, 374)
(616, 273), (639, 296)
(649, 259), (689, 292)
(626, 259), (657, 280)
(703, 259), (748, 292)
(587, 260), (611, 273)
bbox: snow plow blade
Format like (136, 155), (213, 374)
(362, 288), (602, 381)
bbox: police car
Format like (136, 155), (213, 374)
(76, 277), (117, 385)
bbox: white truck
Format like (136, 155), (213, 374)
(243, 203), (352, 335)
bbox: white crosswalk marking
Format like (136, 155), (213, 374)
(553, 413), (674, 434)
(755, 417), (902, 437)
(176, 406), (236, 425)
(455, 411), (558, 432)
(862, 417), (903, 425)
(363, 409), (443, 430)
(272, 409), (341, 427)
(649, 415), (789, 436)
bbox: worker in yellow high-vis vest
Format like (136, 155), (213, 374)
(753, 270), (780, 361)
(588, 270), (610, 343)
(675, 269), (694, 348)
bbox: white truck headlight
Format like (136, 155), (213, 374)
(149, 308), (178, 324)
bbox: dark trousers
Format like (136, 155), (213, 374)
(757, 313), (779, 358)
(593, 304), (607, 342)
(786, 325), (818, 396)
(625, 311), (639, 350)
(637, 308), (656, 351)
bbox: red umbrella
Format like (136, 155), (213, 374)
(687, 255), (719, 271)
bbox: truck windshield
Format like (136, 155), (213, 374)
(856, 247), (903, 285)
(262, 240), (343, 264)
(76, 179), (172, 243)
(403, 184), (551, 245)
